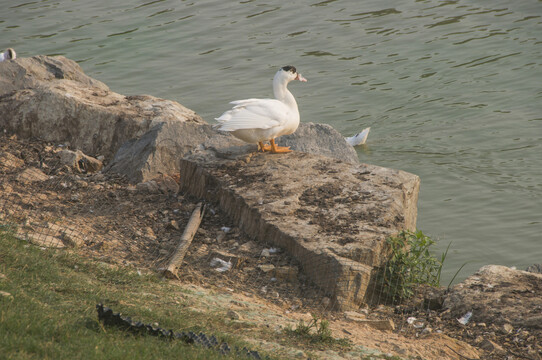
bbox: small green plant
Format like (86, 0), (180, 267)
(376, 230), (444, 302)
(285, 314), (349, 348)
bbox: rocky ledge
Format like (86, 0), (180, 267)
(179, 145), (419, 310)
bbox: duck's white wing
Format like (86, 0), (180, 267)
(0, 53), (5, 62)
(345, 127), (370, 146)
(215, 98), (290, 132)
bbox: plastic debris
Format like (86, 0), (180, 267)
(210, 258), (232, 272)
(261, 248), (280, 257)
(407, 316), (424, 328)
(457, 311), (473, 325)
(220, 226), (231, 233)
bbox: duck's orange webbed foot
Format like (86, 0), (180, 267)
(270, 139), (292, 154)
(258, 142), (273, 152)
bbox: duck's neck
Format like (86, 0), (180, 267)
(273, 76), (298, 110)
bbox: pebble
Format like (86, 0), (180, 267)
(503, 323), (513, 334)
(226, 309), (240, 320)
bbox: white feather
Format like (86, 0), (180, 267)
(345, 127), (370, 146)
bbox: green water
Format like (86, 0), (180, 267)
(2, 0), (541, 283)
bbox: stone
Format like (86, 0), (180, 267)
(0, 55), (206, 182)
(274, 266), (298, 282)
(60, 231), (86, 248)
(355, 319), (395, 331)
(155, 174), (179, 194)
(478, 339), (504, 353)
(278, 122), (359, 164)
(258, 264), (275, 273)
(226, 309), (240, 320)
(443, 265), (542, 329)
(167, 220), (180, 231)
(210, 250), (245, 268)
(238, 241), (259, 254)
(59, 149), (103, 173)
(179, 146), (419, 310)
(23, 231), (64, 248)
(344, 311), (367, 322)
(0, 151), (24, 170)
(136, 180), (160, 194)
(143, 227), (156, 240)
(525, 264), (542, 274)
(16, 167), (49, 183)
(521, 315), (542, 329)
(502, 323), (513, 334)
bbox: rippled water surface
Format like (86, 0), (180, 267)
(3, 0), (541, 282)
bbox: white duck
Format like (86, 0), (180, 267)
(215, 65), (307, 153)
(0, 48), (16, 62)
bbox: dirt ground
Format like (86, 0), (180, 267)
(1, 133), (539, 359)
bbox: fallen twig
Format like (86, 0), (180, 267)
(163, 202), (205, 279)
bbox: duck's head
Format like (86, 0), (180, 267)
(277, 65), (307, 83)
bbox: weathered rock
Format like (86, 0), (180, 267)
(0, 151), (24, 170)
(226, 309), (240, 320)
(274, 266), (299, 282)
(59, 149), (103, 173)
(356, 319), (395, 331)
(443, 265), (542, 329)
(344, 311), (367, 322)
(526, 263), (542, 274)
(238, 241), (259, 254)
(179, 146), (420, 310)
(209, 250), (245, 268)
(135, 180), (160, 194)
(278, 122), (359, 164)
(477, 339), (504, 353)
(16, 167), (49, 183)
(105, 122), (233, 183)
(258, 264), (275, 273)
(0, 55), (205, 180)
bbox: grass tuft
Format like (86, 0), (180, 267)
(375, 230), (444, 303)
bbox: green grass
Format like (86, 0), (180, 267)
(375, 230), (444, 303)
(284, 314), (350, 349)
(0, 225), (268, 360)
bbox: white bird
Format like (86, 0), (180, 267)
(0, 48), (16, 62)
(345, 127), (370, 146)
(215, 65), (307, 153)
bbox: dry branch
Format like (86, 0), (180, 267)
(163, 202), (205, 279)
